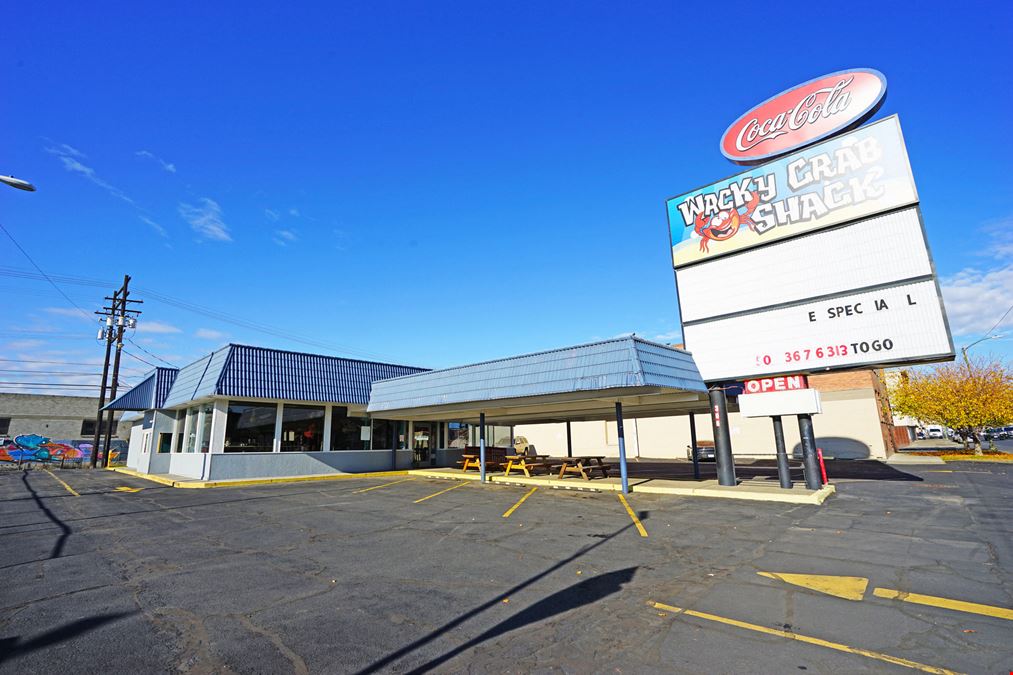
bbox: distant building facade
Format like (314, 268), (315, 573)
(0, 393), (130, 442)
(515, 369), (900, 460)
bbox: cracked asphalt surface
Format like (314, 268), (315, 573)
(0, 460), (1010, 674)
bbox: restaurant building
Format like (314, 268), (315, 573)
(108, 337), (899, 483)
(107, 343), (513, 481)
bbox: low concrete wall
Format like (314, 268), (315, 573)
(148, 453), (171, 474)
(205, 450), (414, 480)
(169, 453), (210, 479)
(435, 448), (465, 468)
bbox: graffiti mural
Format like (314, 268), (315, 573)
(0, 434), (125, 464)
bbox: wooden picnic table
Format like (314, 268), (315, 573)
(503, 454), (551, 477)
(553, 455), (611, 480)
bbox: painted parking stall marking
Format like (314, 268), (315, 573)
(413, 481), (468, 504)
(648, 601), (959, 675)
(43, 468), (80, 497)
(759, 571), (1013, 621)
(502, 487), (537, 518)
(617, 494), (648, 537)
(352, 477), (414, 494)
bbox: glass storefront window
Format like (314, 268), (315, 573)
(224, 402), (277, 453)
(448, 422), (470, 448)
(199, 403), (214, 453)
(369, 419), (407, 450)
(469, 424), (513, 448)
(331, 407), (369, 451)
(185, 407), (198, 452)
(281, 404), (325, 452)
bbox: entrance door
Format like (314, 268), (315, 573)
(412, 422), (435, 467)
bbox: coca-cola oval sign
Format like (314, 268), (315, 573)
(720, 69), (887, 164)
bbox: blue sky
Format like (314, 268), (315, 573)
(2, 0), (1011, 393)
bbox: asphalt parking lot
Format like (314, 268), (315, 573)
(1, 461), (1010, 674)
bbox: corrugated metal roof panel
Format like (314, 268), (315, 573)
(367, 336), (706, 413)
(216, 344), (426, 404)
(104, 367), (179, 411)
(162, 351), (217, 408)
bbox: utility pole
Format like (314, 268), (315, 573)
(91, 275), (142, 468)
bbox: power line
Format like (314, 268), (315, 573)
(0, 226), (94, 322)
(983, 303), (1013, 339)
(126, 337), (177, 367)
(0, 265), (400, 361)
(0, 357), (147, 373)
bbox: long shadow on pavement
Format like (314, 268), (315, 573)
(356, 514), (647, 674)
(0, 611), (136, 666)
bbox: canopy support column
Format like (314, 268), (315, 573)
(479, 412), (486, 483)
(772, 415), (792, 489)
(798, 414), (822, 490)
(709, 386), (737, 486)
(566, 421), (572, 457)
(615, 402), (629, 495)
(689, 414), (700, 480)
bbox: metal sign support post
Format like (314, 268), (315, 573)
(479, 412), (486, 483)
(709, 386), (736, 486)
(565, 421), (573, 458)
(797, 414), (822, 490)
(771, 415), (792, 489)
(689, 414), (700, 480)
(615, 402), (629, 495)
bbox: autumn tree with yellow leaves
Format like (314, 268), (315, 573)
(887, 357), (1013, 454)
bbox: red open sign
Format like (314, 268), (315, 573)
(743, 375), (809, 394)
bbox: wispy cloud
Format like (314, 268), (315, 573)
(179, 198), (232, 242)
(195, 328), (227, 340)
(140, 216), (169, 238)
(43, 307), (92, 321)
(135, 150), (177, 173)
(980, 216), (1013, 259)
(45, 143), (135, 205)
(941, 265), (1013, 338)
(137, 320), (182, 334)
(273, 229), (298, 246)
(265, 208), (280, 222)
(288, 208), (300, 217)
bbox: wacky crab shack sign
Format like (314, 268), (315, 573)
(666, 115), (917, 269)
(721, 69), (887, 164)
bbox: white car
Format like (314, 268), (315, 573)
(925, 426), (944, 439)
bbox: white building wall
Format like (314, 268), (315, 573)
(516, 390), (889, 460)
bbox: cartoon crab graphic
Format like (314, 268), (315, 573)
(693, 191), (760, 252)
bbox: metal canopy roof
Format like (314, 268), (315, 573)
(366, 336), (713, 424)
(158, 344), (428, 409)
(103, 367), (178, 411)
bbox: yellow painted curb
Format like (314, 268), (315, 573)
(107, 466), (408, 489)
(410, 469), (835, 504)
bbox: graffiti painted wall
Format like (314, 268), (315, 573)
(0, 434), (126, 464)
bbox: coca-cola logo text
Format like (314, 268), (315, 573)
(721, 70), (886, 164)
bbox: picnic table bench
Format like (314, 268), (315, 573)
(458, 446), (512, 472)
(503, 453), (552, 477)
(552, 455), (611, 480)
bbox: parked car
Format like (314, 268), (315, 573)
(687, 441), (716, 461)
(925, 425), (944, 439)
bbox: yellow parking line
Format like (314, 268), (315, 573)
(618, 494), (647, 537)
(414, 481), (468, 504)
(649, 601), (960, 675)
(352, 477), (414, 494)
(873, 587), (1013, 621)
(43, 468), (80, 497)
(502, 487), (537, 518)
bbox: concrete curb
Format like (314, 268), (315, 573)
(409, 469), (836, 505)
(106, 466), (409, 489)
